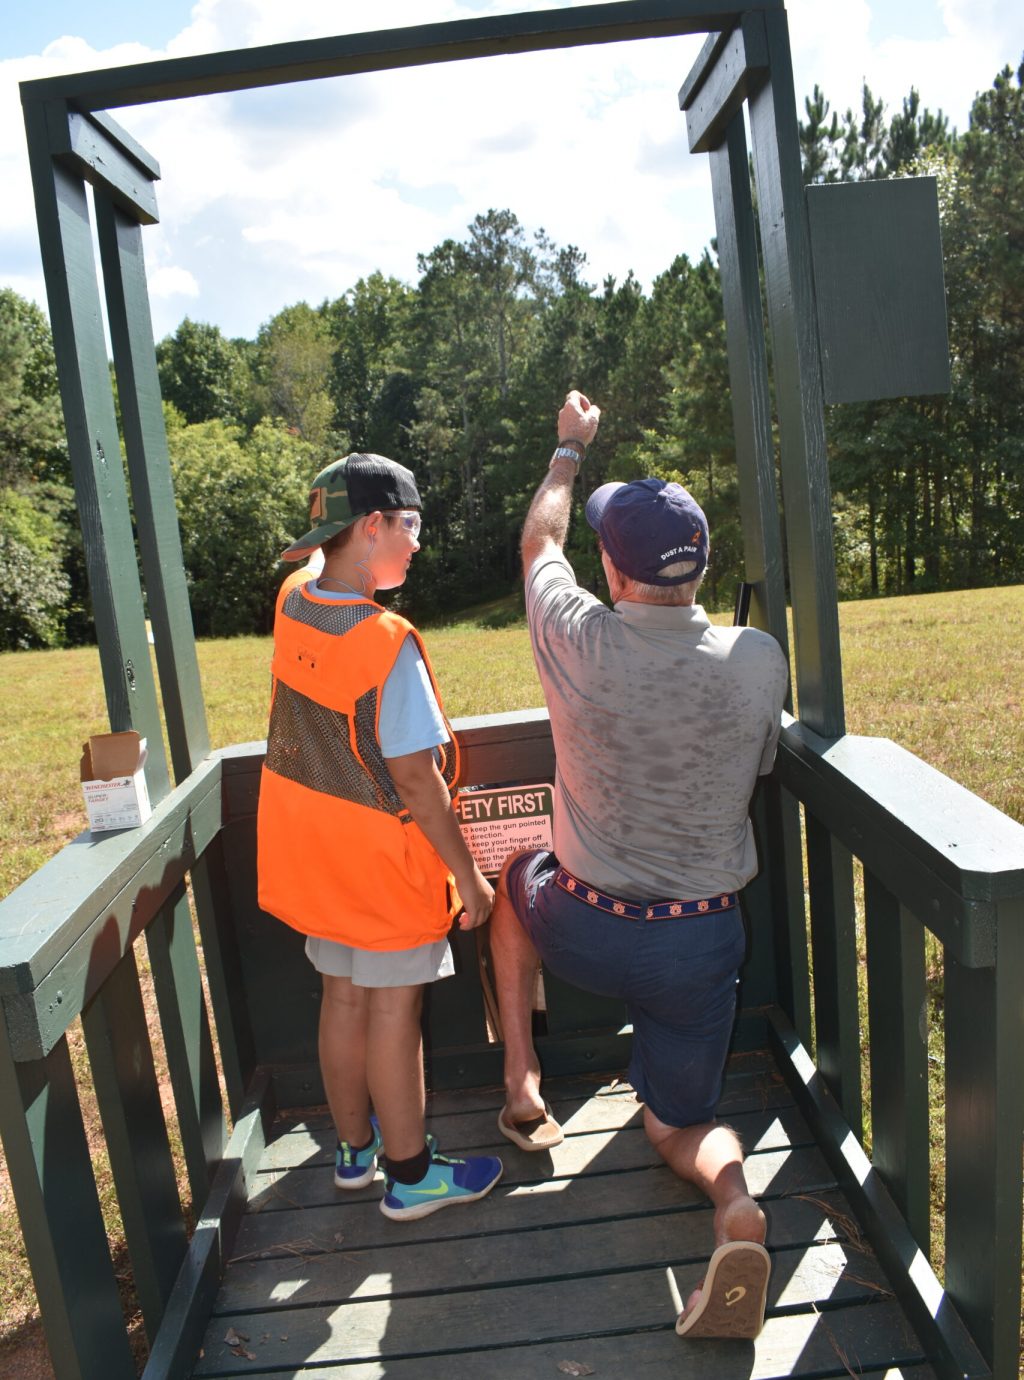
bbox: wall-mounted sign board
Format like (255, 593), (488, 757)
(806, 175), (951, 404)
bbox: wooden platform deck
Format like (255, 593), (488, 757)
(192, 1052), (936, 1379)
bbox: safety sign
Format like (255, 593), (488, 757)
(454, 784), (554, 879)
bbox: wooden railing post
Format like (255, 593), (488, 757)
(863, 868), (929, 1250)
(0, 1022), (136, 1380)
(944, 894), (1024, 1377)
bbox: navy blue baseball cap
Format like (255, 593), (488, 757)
(585, 479), (709, 586)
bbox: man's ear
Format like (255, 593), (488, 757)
(600, 548), (622, 600)
(361, 510), (383, 537)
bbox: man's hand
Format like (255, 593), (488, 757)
(558, 390), (601, 449)
(456, 867), (496, 930)
(521, 388), (603, 572)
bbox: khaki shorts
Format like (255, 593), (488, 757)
(305, 934), (455, 988)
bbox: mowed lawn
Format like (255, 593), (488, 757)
(1, 582), (1021, 900)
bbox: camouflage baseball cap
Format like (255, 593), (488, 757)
(281, 452), (422, 562)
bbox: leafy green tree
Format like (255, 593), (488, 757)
(0, 485), (71, 648)
(253, 303), (338, 454)
(167, 408), (313, 635)
(323, 272), (416, 456)
(156, 317), (252, 426)
(954, 57), (1024, 585)
(0, 289), (67, 486)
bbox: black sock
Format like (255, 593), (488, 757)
(385, 1143), (431, 1184)
(344, 1130), (375, 1153)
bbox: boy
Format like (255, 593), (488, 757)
(257, 452), (501, 1220)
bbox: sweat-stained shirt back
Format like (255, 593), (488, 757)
(525, 550), (790, 900)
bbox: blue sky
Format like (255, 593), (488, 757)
(2, 0), (1021, 341)
(4, 4), (197, 57)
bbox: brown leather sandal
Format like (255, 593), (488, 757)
(675, 1240), (771, 1339)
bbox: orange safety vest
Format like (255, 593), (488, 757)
(257, 569), (461, 950)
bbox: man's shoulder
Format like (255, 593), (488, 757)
(709, 622), (785, 655)
(526, 550), (608, 625)
(706, 623), (789, 681)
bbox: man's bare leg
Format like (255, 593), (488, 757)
(489, 862), (546, 1120)
(645, 1108), (766, 1312)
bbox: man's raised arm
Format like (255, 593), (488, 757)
(520, 389), (601, 574)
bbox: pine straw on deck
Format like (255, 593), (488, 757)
(192, 1053), (934, 1379)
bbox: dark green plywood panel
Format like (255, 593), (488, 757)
(807, 176), (951, 404)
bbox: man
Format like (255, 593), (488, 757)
(488, 391), (789, 1338)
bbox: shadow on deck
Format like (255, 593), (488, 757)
(196, 1049), (930, 1379)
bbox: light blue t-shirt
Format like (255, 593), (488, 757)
(311, 583), (448, 759)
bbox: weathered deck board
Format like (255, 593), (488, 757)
(192, 1061), (928, 1378)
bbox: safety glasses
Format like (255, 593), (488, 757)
(390, 510), (422, 538)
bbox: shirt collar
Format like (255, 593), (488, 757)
(613, 600), (711, 631)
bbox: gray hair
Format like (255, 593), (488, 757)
(617, 557), (703, 606)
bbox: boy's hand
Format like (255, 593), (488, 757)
(457, 868), (495, 929)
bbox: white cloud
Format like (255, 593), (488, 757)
(147, 265), (201, 299)
(2, 0), (1022, 341)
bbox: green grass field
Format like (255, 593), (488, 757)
(1, 583), (1022, 1370)
(2, 583), (1020, 899)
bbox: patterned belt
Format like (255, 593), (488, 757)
(554, 866), (737, 921)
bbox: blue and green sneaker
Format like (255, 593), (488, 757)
(380, 1145), (503, 1221)
(335, 1116), (382, 1190)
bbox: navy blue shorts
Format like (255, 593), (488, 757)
(503, 850), (746, 1129)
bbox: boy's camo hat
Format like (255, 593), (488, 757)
(281, 453), (422, 561)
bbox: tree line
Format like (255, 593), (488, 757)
(1, 56), (1021, 648)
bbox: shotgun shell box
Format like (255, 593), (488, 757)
(80, 731), (153, 832)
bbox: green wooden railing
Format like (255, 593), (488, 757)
(0, 708), (1020, 1379)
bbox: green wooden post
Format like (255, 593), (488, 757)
(81, 946), (188, 1340)
(944, 895), (1024, 1377)
(745, 9), (844, 739)
(146, 888), (227, 1210)
(707, 111), (788, 650)
(22, 98), (171, 801)
(705, 107), (810, 1032)
(864, 869), (929, 1250)
(0, 1022), (136, 1380)
(188, 829), (258, 1118)
(94, 185), (211, 782)
(804, 813), (862, 1136)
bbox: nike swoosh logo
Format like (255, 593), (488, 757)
(725, 1286), (747, 1307)
(411, 1180), (450, 1197)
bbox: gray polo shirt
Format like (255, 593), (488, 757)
(526, 550), (789, 899)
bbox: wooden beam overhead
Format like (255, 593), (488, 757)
(20, 0), (783, 111)
(51, 111), (160, 224)
(683, 12), (770, 152)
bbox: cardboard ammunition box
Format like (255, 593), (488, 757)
(80, 731), (153, 833)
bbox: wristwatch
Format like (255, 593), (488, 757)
(551, 437), (587, 471)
